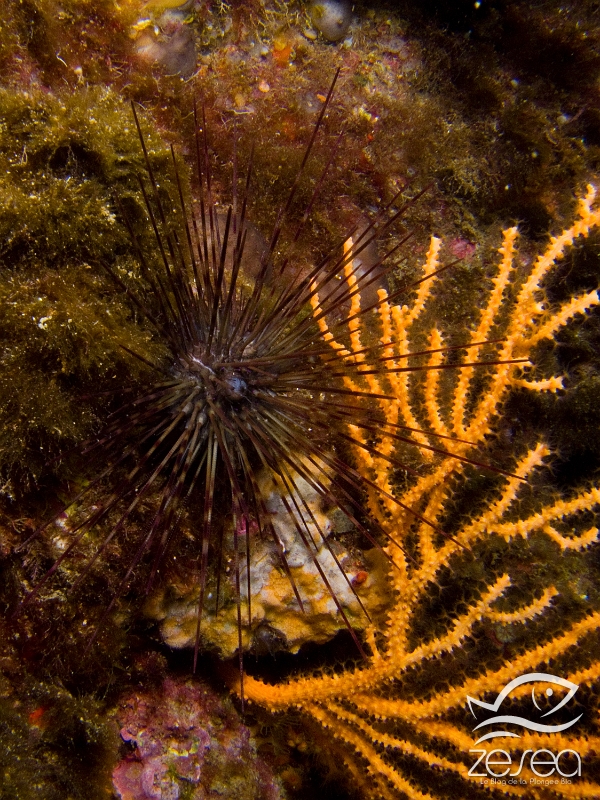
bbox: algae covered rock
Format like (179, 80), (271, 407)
(112, 676), (284, 800)
(0, 675), (118, 800)
(0, 86), (172, 495)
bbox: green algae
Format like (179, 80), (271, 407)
(0, 0), (135, 87)
(0, 86), (175, 495)
(0, 676), (118, 800)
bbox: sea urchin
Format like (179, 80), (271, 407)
(18, 72), (518, 692)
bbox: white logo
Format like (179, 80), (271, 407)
(467, 673), (583, 784)
(467, 672), (581, 745)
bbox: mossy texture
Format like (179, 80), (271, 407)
(0, 0), (135, 88)
(0, 87), (173, 494)
(0, 676), (118, 800)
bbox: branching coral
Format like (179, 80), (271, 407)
(242, 185), (600, 799)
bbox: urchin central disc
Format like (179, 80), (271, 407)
(179, 349), (249, 403)
(221, 371), (248, 401)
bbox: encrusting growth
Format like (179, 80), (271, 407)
(241, 185), (600, 799)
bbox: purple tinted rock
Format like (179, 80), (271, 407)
(112, 678), (283, 800)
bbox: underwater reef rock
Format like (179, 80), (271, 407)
(0, 673), (117, 800)
(112, 676), (283, 800)
(147, 470), (390, 657)
(309, 1), (352, 42)
(0, 85), (174, 496)
(132, 1), (197, 79)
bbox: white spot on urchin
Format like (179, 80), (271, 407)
(51, 535), (70, 553)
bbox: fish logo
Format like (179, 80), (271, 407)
(467, 673), (582, 745)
